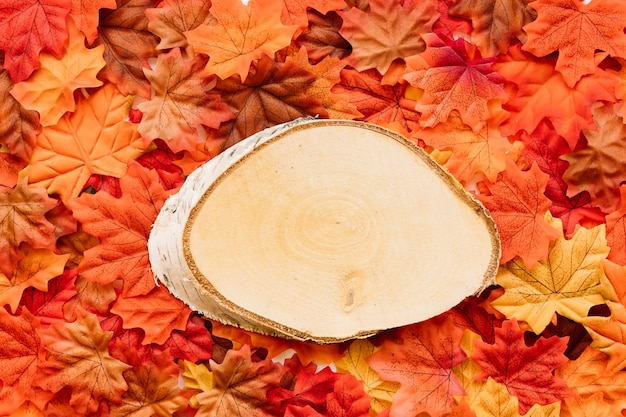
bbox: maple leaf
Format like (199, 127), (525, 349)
(156, 315), (213, 363)
(334, 339), (400, 414)
(270, 365), (341, 414)
(286, 47), (362, 120)
(449, 0), (536, 56)
(493, 45), (617, 148)
(36, 309), (132, 414)
(135, 139), (185, 191)
(415, 111), (511, 183)
(68, 161), (174, 298)
(338, 0), (438, 74)
(476, 160), (560, 268)
(146, 0), (213, 51)
(70, 0), (117, 44)
(332, 68), (420, 132)
(0, 153), (25, 188)
(110, 348), (190, 417)
(403, 33), (507, 131)
(10, 19), (106, 126)
(606, 186), (626, 264)
(582, 302), (626, 375)
(522, 0), (626, 87)
(206, 55), (327, 153)
(431, 0), (473, 41)
(474, 377), (519, 417)
(0, 308), (50, 413)
(0, 0), (71, 82)
(367, 313), (466, 417)
(451, 293), (505, 344)
(192, 344), (287, 417)
(324, 375), (371, 417)
(110, 285), (192, 345)
(138, 47), (233, 153)
(294, 10), (351, 64)
(492, 217), (615, 333)
(184, 0), (298, 81)
(27, 83), (145, 203)
(94, 0), (160, 98)
(280, 0), (346, 29)
(0, 62), (41, 161)
(562, 104), (626, 213)
(63, 273), (117, 321)
(472, 319), (573, 414)
(20, 268), (77, 325)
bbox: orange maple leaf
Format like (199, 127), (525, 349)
(606, 186), (626, 264)
(280, 0), (346, 29)
(294, 10), (351, 64)
(36, 309), (132, 414)
(10, 19), (106, 126)
(68, 162), (174, 298)
(146, 0), (213, 51)
(184, 0), (298, 81)
(583, 302), (626, 376)
(476, 160), (560, 268)
(404, 33), (507, 132)
(338, 0), (438, 74)
(70, 0), (117, 45)
(522, 0), (626, 87)
(27, 83), (145, 203)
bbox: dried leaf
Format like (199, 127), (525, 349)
(146, 0), (213, 50)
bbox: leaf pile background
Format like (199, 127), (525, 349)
(2, 0), (626, 415)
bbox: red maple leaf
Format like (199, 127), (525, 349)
(432, 0), (472, 41)
(476, 159), (561, 268)
(68, 162), (175, 298)
(367, 313), (466, 417)
(19, 268), (77, 325)
(156, 315), (213, 363)
(472, 319), (574, 414)
(0, 0), (71, 82)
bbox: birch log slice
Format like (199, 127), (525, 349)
(148, 119), (500, 343)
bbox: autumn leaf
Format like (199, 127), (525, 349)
(451, 294), (504, 344)
(20, 268), (77, 325)
(403, 33), (507, 131)
(476, 160), (560, 268)
(606, 186), (626, 264)
(270, 364), (341, 414)
(472, 319), (573, 414)
(206, 55), (327, 154)
(332, 68), (420, 132)
(0, 308), (51, 413)
(368, 313), (466, 417)
(27, 83), (145, 203)
(522, 0), (626, 87)
(334, 339), (400, 414)
(493, 45), (617, 148)
(582, 302), (626, 375)
(68, 161), (174, 298)
(337, 0), (438, 74)
(10, 19), (106, 126)
(431, 0), (473, 41)
(36, 309), (132, 414)
(192, 344), (287, 417)
(70, 0), (117, 44)
(0, 0), (71, 82)
(111, 285), (192, 345)
(94, 0), (160, 98)
(491, 217), (615, 333)
(448, 0), (536, 56)
(474, 377), (519, 417)
(138, 47), (233, 153)
(156, 315), (213, 363)
(451, 330), (485, 411)
(63, 273), (117, 321)
(561, 104), (626, 213)
(184, 0), (298, 81)
(294, 10), (351, 64)
(280, 0), (346, 29)
(146, 0), (213, 51)
(0, 154), (25, 189)
(324, 375), (371, 417)
(182, 360), (215, 401)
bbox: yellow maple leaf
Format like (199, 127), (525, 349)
(10, 19), (105, 126)
(181, 360), (214, 408)
(452, 330), (486, 410)
(334, 339), (400, 415)
(184, 0), (298, 81)
(583, 301), (626, 375)
(474, 378), (560, 417)
(491, 215), (616, 334)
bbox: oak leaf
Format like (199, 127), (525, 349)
(449, 0), (536, 56)
(334, 339), (400, 414)
(522, 0), (626, 87)
(0, 178), (58, 276)
(36, 309), (132, 414)
(561, 104), (626, 213)
(476, 160), (560, 268)
(138, 47), (233, 153)
(146, 0), (213, 51)
(10, 19), (106, 126)
(493, 45), (617, 148)
(0, 0), (71, 82)
(404, 33), (507, 131)
(20, 268), (77, 325)
(472, 319), (573, 414)
(0, 308), (50, 413)
(184, 0), (298, 81)
(70, 0), (117, 44)
(280, 0), (346, 30)
(206, 55), (327, 154)
(582, 302), (626, 375)
(294, 10), (351, 64)
(68, 161), (175, 298)
(110, 285), (192, 345)
(367, 313), (466, 417)
(94, 0), (160, 98)
(492, 218), (614, 333)
(337, 0), (438, 74)
(27, 83), (145, 203)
